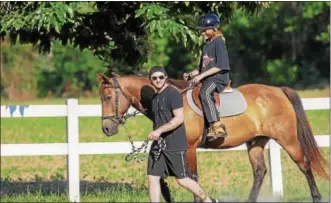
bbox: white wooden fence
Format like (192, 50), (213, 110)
(1, 97), (330, 202)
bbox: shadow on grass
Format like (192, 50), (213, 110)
(0, 178), (146, 196)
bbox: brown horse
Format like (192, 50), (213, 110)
(97, 73), (329, 202)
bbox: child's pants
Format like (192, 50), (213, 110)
(199, 81), (225, 125)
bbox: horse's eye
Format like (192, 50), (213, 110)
(104, 95), (112, 101)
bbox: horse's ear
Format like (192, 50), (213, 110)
(96, 73), (111, 84)
(111, 72), (120, 77)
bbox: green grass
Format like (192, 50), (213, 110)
(296, 87), (330, 98)
(1, 116), (153, 144)
(1, 149), (329, 202)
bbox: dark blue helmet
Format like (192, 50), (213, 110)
(196, 13), (220, 32)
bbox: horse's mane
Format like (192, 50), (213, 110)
(167, 78), (189, 90)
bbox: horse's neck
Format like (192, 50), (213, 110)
(119, 76), (154, 115)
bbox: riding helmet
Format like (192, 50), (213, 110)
(196, 13), (221, 32)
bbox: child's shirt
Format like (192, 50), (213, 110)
(199, 36), (230, 86)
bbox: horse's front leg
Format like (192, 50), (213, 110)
(186, 146), (201, 202)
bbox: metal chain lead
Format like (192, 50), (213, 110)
(153, 137), (166, 161)
(123, 124), (166, 163)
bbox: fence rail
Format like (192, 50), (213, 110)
(1, 97), (330, 202)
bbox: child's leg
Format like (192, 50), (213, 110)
(199, 82), (227, 139)
(199, 82), (219, 124)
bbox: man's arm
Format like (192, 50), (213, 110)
(156, 107), (184, 134)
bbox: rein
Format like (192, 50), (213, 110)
(180, 82), (196, 94)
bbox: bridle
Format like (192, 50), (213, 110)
(102, 77), (145, 125)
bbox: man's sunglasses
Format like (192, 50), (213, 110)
(151, 75), (165, 81)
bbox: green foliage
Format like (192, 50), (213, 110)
(136, 2), (268, 59)
(0, 1), (267, 71)
(266, 59), (298, 85)
(1, 37), (106, 98)
(303, 2), (329, 19)
(222, 2), (329, 87)
(0, 2), (149, 68)
(1, 39), (39, 99)
(36, 41), (106, 97)
(1, 2), (329, 99)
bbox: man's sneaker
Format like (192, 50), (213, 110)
(210, 197), (219, 202)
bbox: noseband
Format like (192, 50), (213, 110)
(102, 77), (144, 124)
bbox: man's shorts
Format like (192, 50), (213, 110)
(147, 150), (190, 179)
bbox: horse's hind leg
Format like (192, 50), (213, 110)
(246, 136), (270, 202)
(276, 138), (322, 202)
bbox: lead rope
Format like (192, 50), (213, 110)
(123, 123), (166, 162)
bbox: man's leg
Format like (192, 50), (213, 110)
(165, 151), (219, 202)
(176, 177), (213, 202)
(176, 178), (220, 202)
(148, 175), (161, 202)
(147, 149), (167, 202)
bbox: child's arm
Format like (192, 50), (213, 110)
(197, 67), (221, 79)
(191, 67), (221, 85)
(183, 69), (200, 81)
(189, 69), (200, 77)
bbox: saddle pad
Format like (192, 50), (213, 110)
(186, 88), (247, 118)
(217, 89), (247, 117)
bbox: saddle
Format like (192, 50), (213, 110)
(186, 81), (247, 118)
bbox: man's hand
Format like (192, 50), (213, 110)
(148, 129), (162, 140)
(192, 75), (203, 85)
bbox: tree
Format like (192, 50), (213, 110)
(223, 2), (330, 87)
(1, 2), (268, 73)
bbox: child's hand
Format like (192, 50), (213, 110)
(192, 75), (202, 85)
(183, 73), (190, 81)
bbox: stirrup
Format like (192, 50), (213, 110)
(208, 124), (227, 136)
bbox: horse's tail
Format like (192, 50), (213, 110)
(281, 86), (329, 180)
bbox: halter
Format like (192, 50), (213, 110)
(102, 77), (145, 124)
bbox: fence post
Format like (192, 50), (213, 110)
(268, 139), (283, 198)
(66, 99), (80, 202)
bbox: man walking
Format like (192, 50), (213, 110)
(147, 66), (218, 202)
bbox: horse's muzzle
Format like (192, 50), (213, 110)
(102, 126), (118, 136)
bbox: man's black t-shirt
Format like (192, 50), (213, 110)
(199, 36), (230, 86)
(151, 86), (187, 152)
